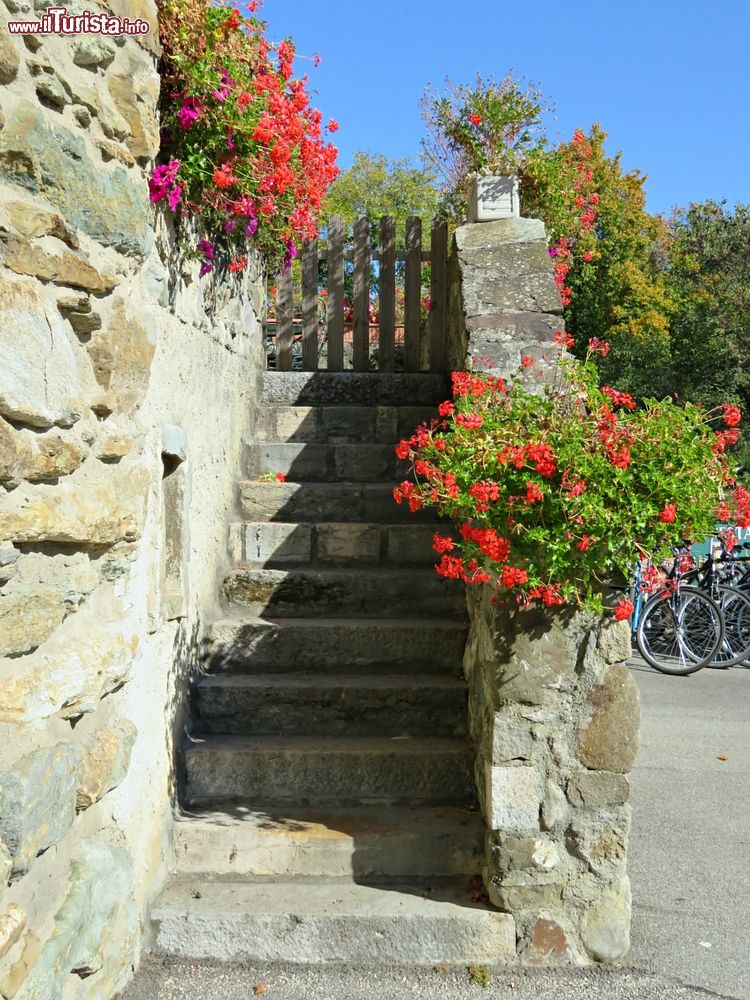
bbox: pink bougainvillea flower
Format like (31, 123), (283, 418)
(327, 118), (339, 132)
(659, 503), (677, 524)
(468, 113), (482, 126)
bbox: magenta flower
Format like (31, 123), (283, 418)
(244, 216), (258, 237)
(177, 97), (202, 130)
(197, 238), (215, 260)
(167, 184), (182, 212)
(149, 160), (181, 203)
(224, 218), (237, 232)
(199, 261), (213, 277)
(282, 239), (297, 273)
(227, 127), (236, 151)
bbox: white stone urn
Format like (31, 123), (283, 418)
(468, 173), (520, 223)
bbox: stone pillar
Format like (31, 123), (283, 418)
(446, 217), (564, 376)
(449, 218), (641, 964)
(464, 589), (640, 965)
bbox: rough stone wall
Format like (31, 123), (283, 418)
(446, 217), (564, 375)
(0, 5), (264, 997)
(449, 217), (641, 964)
(464, 591), (640, 964)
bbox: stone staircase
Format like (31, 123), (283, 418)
(150, 373), (515, 966)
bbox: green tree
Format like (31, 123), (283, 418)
(522, 125), (675, 400)
(320, 151), (439, 245)
(667, 201), (750, 407)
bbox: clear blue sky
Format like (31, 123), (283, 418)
(264, 0), (749, 216)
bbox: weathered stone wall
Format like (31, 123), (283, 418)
(0, 5), (264, 996)
(449, 215), (641, 964)
(446, 217), (564, 375)
(465, 591), (640, 964)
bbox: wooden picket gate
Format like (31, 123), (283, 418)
(266, 214), (449, 373)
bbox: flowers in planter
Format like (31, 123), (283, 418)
(394, 339), (748, 613)
(153, 0), (340, 273)
(420, 73), (548, 222)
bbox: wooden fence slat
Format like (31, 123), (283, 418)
(276, 267), (294, 372)
(353, 216), (370, 372)
(429, 219), (448, 374)
(378, 216), (396, 373)
(301, 238), (318, 371)
(404, 216), (422, 373)
(326, 215), (345, 371)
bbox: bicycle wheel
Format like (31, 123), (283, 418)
(636, 586), (724, 675)
(710, 585), (750, 667)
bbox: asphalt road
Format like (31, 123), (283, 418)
(124, 662), (750, 1000)
(627, 661), (750, 999)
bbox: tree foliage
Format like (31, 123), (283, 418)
(320, 151), (439, 245)
(522, 125), (675, 400)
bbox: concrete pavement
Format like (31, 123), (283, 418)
(123, 662), (750, 1000)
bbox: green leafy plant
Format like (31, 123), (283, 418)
(153, 0), (339, 274)
(420, 72), (548, 222)
(394, 335), (749, 615)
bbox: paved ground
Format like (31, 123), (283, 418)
(627, 661), (750, 1000)
(124, 663), (749, 1000)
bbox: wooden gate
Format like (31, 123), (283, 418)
(266, 215), (449, 373)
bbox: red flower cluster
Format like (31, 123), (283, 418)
(526, 583), (565, 606)
(455, 413), (484, 430)
(553, 330), (575, 349)
(525, 443), (557, 478)
(722, 404), (742, 427)
(713, 427), (741, 453)
(588, 337), (610, 357)
(155, 3), (340, 272)
(549, 128), (600, 308)
(469, 480), (501, 510)
(451, 371), (506, 398)
(659, 503), (677, 524)
(392, 356), (742, 615)
(524, 482), (544, 504)
(613, 597), (634, 621)
(602, 386), (636, 411)
(432, 532), (455, 554)
(460, 524), (511, 562)
(501, 565), (529, 588)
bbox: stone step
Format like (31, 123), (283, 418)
(194, 674), (468, 737)
(239, 480), (440, 524)
(184, 736), (475, 807)
(151, 877), (515, 966)
(221, 567), (466, 619)
(249, 442), (410, 483)
(229, 522), (442, 567)
(262, 371), (450, 408)
(173, 805), (484, 878)
(258, 405), (437, 444)
(205, 617), (468, 675)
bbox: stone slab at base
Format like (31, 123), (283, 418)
(151, 878), (516, 966)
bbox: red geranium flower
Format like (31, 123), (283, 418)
(613, 597), (634, 621)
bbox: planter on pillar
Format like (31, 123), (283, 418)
(463, 587), (640, 964)
(467, 173), (521, 223)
